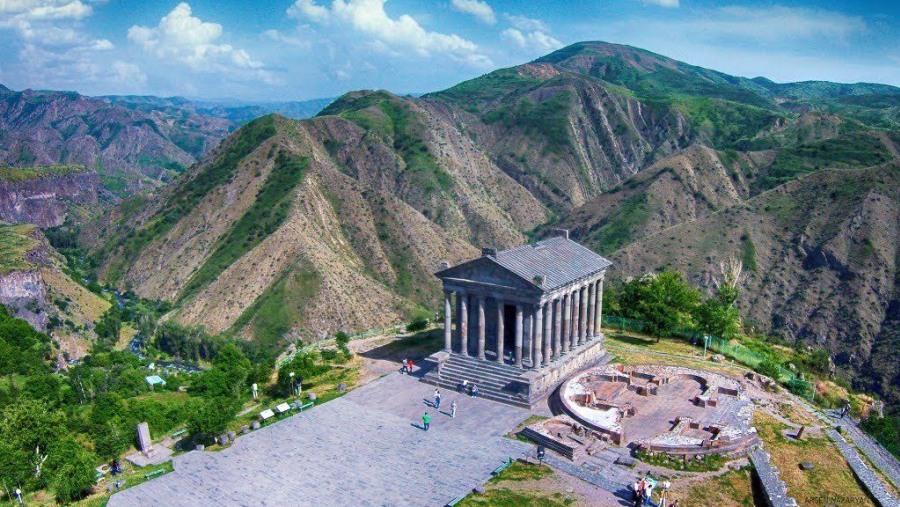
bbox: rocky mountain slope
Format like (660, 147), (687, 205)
(90, 112), (516, 350)
(0, 165), (107, 228)
(0, 87), (334, 200)
(607, 164), (900, 408)
(0, 85), (232, 196)
(0, 222), (110, 359)
(84, 42), (900, 402)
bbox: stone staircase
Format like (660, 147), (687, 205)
(421, 354), (532, 408)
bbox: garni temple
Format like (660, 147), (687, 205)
(423, 230), (612, 408)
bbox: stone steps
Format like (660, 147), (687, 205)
(423, 355), (533, 408)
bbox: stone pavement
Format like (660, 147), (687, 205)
(825, 409), (900, 490)
(826, 429), (900, 507)
(108, 373), (531, 507)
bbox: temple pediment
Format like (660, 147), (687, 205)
(436, 257), (539, 292)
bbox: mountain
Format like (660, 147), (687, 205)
(83, 41), (900, 404)
(100, 95), (335, 125)
(0, 165), (107, 228)
(0, 222), (110, 359)
(607, 164), (900, 408)
(0, 86), (334, 200)
(0, 85), (231, 196)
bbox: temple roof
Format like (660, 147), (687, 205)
(438, 235), (612, 292)
(492, 236), (612, 291)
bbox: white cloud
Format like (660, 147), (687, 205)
(129, 3), (265, 76)
(0, 0), (92, 23)
(451, 0), (495, 25)
(286, 0), (329, 23)
(504, 14), (548, 32)
(695, 6), (864, 41)
(287, 0), (492, 68)
(502, 28), (562, 53)
(263, 28), (311, 48)
(636, 0), (679, 8)
(111, 60), (147, 90)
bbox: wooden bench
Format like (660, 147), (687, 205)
(298, 401), (314, 411)
(144, 469), (166, 480)
(491, 457), (513, 476)
(171, 429), (187, 438)
(445, 496), (466, 506)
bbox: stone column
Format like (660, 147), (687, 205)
(533, 303), (543, 369)
(459, 293), (468, 356)
(586, 283), (595, 339)
(476, 296), (486, 360)
(543, 302), (552, 364)
(595, 278), (604, 337)
(495, 299), (505, 363)
(525, 309), (534, 367)
(582, 286), (590, 345)
(514, 304), (523, 368)
(553, 298), (562, 358)
(572, 288), (580, 349)
(443, 290), (453, 352)
(561, 293), (570, 355)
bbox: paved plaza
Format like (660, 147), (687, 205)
(108, 373), (532, 507)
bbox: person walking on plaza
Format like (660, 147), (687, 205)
(423, 412), (431, 431)
(434, 389), (442, 409)
(407, 358), (414, 374)
(451, 400), (457, 418)
(401, 358), (408, 374)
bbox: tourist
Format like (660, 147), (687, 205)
(434, 389), (442, 409)
(632, 480), (643, 507)
(643, 480), (655, 506)
(423, 412), (431, 431)
(407, 359), (414, 374)
(470, 384), (479, 398)
(401, 358), (408, 374)
(459, 379), (469, 392)
(451, 400), (457, 418)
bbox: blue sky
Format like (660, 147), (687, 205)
(0, 0), (898, 100)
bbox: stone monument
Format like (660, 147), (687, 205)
(137, 422), (155, 457)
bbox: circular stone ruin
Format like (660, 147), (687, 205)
(558, 364), (758, 457)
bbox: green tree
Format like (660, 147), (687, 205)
(93, 420), (132, 460)
(94, 307), (123, 348)
(44, 438), (98, 502)
(756, 359), (783, 380)
(618, 271), (700, 339)
(186, 397), (240, 441)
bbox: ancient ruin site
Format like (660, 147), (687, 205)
(568, 365), (755, 451)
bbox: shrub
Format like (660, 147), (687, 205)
(406, 316), (430, 333)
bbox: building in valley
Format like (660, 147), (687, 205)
(423, 230), (611, 408)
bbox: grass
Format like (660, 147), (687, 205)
(230, 257), (322, 350)
(672, 96), (779, 149)
(603, 329), (748, 377)
(759, 132), (891, 190)
(482, 91), (573, 152)
(585, 194), (651, 255)
(179, 152), (308, 302)
(634, 449), (727, 472)
(0, 164), (88, 182)
(457, 463), (577, 507)
(426, 67), (543, 108)
(377, 328), (443, 356)
(670, 467), (757, 507)
(0, 222), (38, 274)
(754, 411), (877, 507)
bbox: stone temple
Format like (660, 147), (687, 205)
(423, 231), (612, 408)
